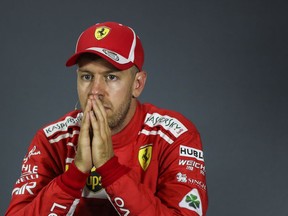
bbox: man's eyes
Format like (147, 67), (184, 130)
(80, 74), (118, 81)
(106, 74), (118, 81)
(81, 74), (92, 81)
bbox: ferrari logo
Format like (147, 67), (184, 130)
(95, 26), (110, 40)
(138, 145), (152, 171)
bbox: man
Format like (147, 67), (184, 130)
(6, 21), (208, 215)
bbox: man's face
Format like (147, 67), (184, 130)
(77, 57), (137, 133)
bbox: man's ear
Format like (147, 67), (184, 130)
(132, 71), (147, 98)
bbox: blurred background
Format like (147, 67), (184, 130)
(1, 0), (287, 215)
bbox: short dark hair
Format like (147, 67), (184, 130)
(76, 53), (100, 64)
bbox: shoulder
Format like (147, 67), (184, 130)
(39, 110), (83, 141)
(22, 110), (82, 165)
(140, 103), (204, 162)
(141, 103), (199, 140)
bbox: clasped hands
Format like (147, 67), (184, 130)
(74, 96), (114, 173)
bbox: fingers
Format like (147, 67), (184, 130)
(89, 110), (100, 137)
(75, 97), (112, 172)
(90, 96), (110, 135)
(89, 96), (113, 168)
(81, 100), (92, 135)
(74, 100), (93, 173)
(92, 97), (107, 123)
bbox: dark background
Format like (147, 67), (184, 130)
(1, 0), (287, 215)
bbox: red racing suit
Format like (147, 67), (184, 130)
(6, 101), (208, 215)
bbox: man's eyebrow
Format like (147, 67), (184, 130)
(77, 69), (91, 73)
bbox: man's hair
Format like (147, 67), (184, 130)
(131, 65), (139, 74)
(77, 53), (140, 75)
(76, 53), (101, 63)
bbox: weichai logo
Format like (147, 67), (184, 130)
(86, 167), (103, 192)
(179, 159), (206, 175)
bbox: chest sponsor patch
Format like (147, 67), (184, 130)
(144, 113), (187, 138)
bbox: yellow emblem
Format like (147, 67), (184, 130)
(86, 166), (102, 192)
(138, 145), (152, 171)
(95, 26), (110, 40)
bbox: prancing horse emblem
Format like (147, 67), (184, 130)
(138, 144), (152, 171)
(95, 26), (110, 40)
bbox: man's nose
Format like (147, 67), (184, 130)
(89, 78), (106, 98)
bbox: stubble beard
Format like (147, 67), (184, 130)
(107, 95), (132, 132)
